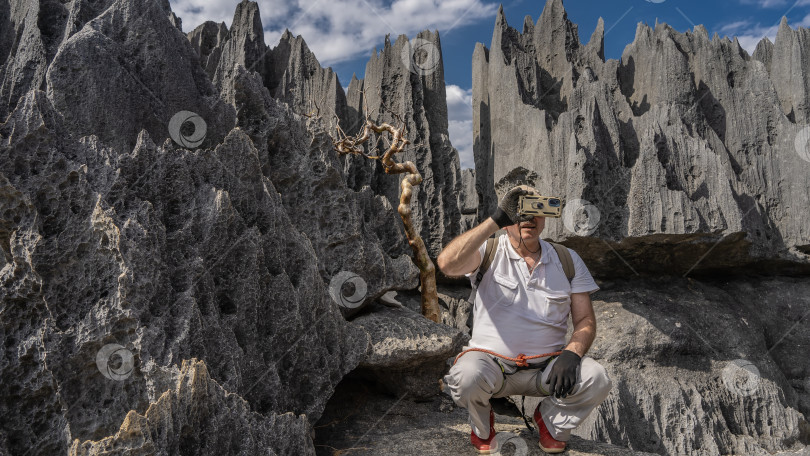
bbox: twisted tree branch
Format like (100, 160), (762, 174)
(328, 98), (440, 323)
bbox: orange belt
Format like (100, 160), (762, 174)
(453, 348), (562, 367)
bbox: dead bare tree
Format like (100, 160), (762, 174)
(327, 96), (440, 323)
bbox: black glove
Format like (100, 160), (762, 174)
(546, 350), (581, 398)
(491, 186), (529, 228)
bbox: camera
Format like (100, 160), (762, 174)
(518, 195), (564, 218)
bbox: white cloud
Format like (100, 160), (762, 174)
(170, 0), (498, 66)
(269, 0), (498, 65)
(446, 84), (473, 122)
(450, 120), (474, 169)
(446, 85), (474, 169)
(717, 14), (810, 54)
(170, 0), (290, 33)
(717, 20), (752, 33)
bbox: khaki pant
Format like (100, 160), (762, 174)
(443, 348), (612, 441)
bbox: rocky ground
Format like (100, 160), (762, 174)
(313, 377), (659, 456)
(314, 376), (810, 456)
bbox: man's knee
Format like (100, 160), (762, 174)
(580, 358), (612, 401)
(445, 356), (501, 400)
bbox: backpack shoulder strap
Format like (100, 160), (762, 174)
(467, 230), (505, 306)
(477, 237), (498, 283)
(548, 242), (575, 283)
(476, 229), (506, 284)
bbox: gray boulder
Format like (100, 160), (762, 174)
(351, 304), (467, 399)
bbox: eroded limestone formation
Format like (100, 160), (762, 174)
(471, 0), (810, 454)
(3, 0), (809, 454)
(346, 31), (464, 259)
(473, 0), (810, 277)
(186, 1), (464, 262)
(0, 0), (437, 454)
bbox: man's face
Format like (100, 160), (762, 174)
(508, 215), (545, 240)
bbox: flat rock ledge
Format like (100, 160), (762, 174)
(351, 305), (468, 399)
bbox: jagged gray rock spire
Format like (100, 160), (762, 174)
(757, 17), (810, 124)
(264, 29), (349, 126)
(188, 0), (348, 130)
(44, 0), (234, 154)
(473, 0), (810, 277)
(187, 2), (464, 261)
(187, 21), (229, 77)
(0, 0), (181, 122)
(345, 31), (464, 259)
(459, 168), (478, 232)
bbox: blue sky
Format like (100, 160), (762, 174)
(170, 0), (810, 169)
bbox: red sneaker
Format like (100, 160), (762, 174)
(470, 409), (498, 454)
(534, 404), (566, 453)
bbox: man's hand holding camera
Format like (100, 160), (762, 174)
(492, 185), (563, 228)
(491, 186), (530, 228)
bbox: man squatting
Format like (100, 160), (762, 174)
(437, 185), (612, 454)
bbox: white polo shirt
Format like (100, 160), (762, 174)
(464, 234), (599, 357)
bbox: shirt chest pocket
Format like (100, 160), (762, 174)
(488, 271), (518, 306)
(542, 295), (571, 326)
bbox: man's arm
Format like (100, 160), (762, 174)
(436, 217), (500, 277)
(438, 186), (528, 277)
(546, 291), (597, 398)
(565, 292), (597, 357)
